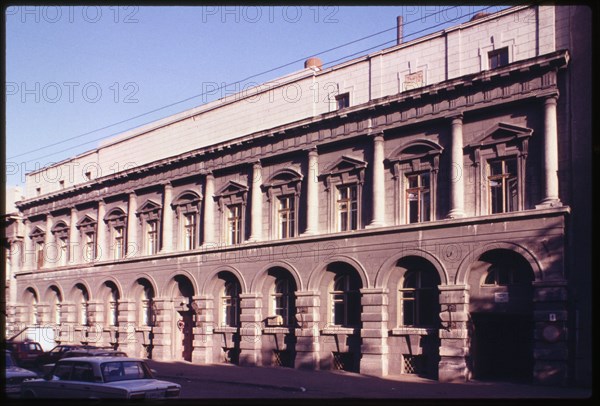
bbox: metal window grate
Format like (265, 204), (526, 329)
(332, 352), (355, 371)
(273, 350), (293, 368)
(403, 354), (425, 374)
(223, 348), (240, 364)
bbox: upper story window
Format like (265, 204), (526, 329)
(227, 204), (242, 245)
(137, 200), (162, 256)
(322, 156), (366, 233)
(337, 185), (358, 231)
(263, 168), (303, 240)
(330, 273), (362, 327)
(84, 232), (96, 262)
(105, 208), (127, 260)
(465, 122), (533, 216)
(77, 215), (97, 263)
(184, 213), (196, 250)
(52, 221), (70, 266)
(147, 220), (159, 255)
(488, 158), (518, 214)
(29, 226), (46, 269)
(114, 226), (125, 259)
(216, 180), (248, 245)
(172, 191), (202, 251)
(488, 47), (509, 69)
(406, 172), (431, 223)
(278, 196), (295, 238)
(336, 93), (350, 110)
(390, 141), (442, 225)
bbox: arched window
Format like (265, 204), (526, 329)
(399, 269), (439, 327)
(330, 273), (361, 327)
(221, 280), (241, 327)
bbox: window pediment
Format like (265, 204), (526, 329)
(263, 168), (303, 188)
(323, 156), (367, 177)
(390, 140), (443, 164)
(76, 215), (97, 229)
(137, 199), (161, 214)
(216, 180), (249, 211)
(51, 221), (69, 236)
(467, 122), (533, 150)
(216, 180), (249, 197)
(29, 226), (45, 239)
(172, 191), (202, 214)
(105, 208), (127, 223)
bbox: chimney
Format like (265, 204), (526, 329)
(397, 15), (403, 45)
(304, 57), (323, 71)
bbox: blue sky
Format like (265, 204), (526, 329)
(5, 5), (507, 188)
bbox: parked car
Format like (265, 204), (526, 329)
(35, 344), (101, 369)
(21, 356), (181, 399)
(5, 350), (38, 396)
(41, 348), (128, 375)
(7, 340), (44, 367)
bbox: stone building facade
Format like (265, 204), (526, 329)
(3, 5), (591, 386)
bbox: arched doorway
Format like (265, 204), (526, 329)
(24, 288), (39, 326)
(467, 249), (534, 383)
(47, 286), (62, 326)
(171, 275), (195, 362)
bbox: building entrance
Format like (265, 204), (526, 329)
(470, 313), (533, 383)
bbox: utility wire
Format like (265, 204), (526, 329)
(10, 5), (496, 164)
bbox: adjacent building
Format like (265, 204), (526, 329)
(3, 5), (591, 386)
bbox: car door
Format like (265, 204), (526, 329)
(33, 361), (73, 398)
(66, 361), (103, 398)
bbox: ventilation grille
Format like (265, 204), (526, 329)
(403, 354), (425, 374)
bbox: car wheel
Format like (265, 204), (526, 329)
(22, 390), (36, 399)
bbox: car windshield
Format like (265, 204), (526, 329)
(5, 352), (16, 367)
(101, 361), (153, 382)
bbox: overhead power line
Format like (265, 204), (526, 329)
(10, 5), (497, 164)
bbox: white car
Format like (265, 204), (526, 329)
(21, 356), (181, 399)
(5, 350), (38, 396)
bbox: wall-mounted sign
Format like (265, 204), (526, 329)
(494, 292), (509, 303)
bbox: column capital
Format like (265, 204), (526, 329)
(544, 93), (559, 104)
(305, 146), (318, 155)
(160, 180), (173, 188)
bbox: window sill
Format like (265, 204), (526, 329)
(263, 327), (293, 334)
(391, 327), (438, 336)
(213, 326), (238, 334)
(321, 327), (359, 335)
(135, 326), (153, 332)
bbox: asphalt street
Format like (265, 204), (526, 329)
(145, 359), (592, 402)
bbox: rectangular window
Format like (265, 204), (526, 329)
(147, 221), (158, 255)
(488, 158), (518, 214)
(36, 242), (44, 268)
(184, 213), (196, 250)
(278, 195), (295, 238)
(84, 232), (96, 262)
(227, 204), (242, 245)
(336, 93), (349, 110)
(406, 172), (430, 223)
(114, 226), (125, 259)
(488, 47), (509, 69)
(59, 237), (68, 266)
(337, 185), (358, 231)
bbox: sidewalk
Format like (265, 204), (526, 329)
(145, 359), (592, 400)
